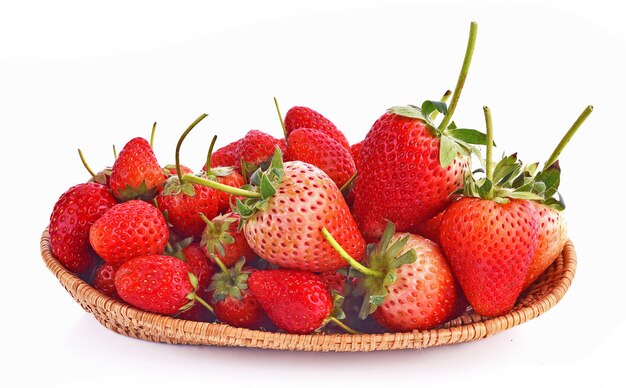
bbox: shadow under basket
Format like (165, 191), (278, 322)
(40, 228), (577, 352)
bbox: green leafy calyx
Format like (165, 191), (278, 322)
(207, 258), (250, 303)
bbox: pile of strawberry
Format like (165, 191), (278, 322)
(47, 22), (591, 335)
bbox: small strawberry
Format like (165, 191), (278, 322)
(49, 182), (117, 274)
(352, 22), (482, 240)
(209, 138), (242, 168)
(319, 270), (349, 294)
(200, 213), (254, 267)
(284, 128), (357, 189)
(166, 239), (216, 292)
(208, 257), (265, 329)
(90, 200), (169, 267)
(248, 269), (355, 334)
(115, 255), (214, 316)
(284, 106), (350, 150)
(201, 136), (245, 214)
(156, 115), (220, 240)
(184, 149), (366, 272)
(109, 137), (165, 201)
(323, 221), (460, 332)
(163, 164), (193, 178)
(440, 106), (540, 317)
(92, 263), (119, 299)
(237, 130), (286, 168)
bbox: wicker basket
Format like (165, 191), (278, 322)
(40, 228), (576, 351)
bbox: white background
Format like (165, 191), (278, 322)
(2, 0), (625, 387)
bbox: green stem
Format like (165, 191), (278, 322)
(183, 174), (262, 198)
(150, 122), (157, 149)
(194, 294), (215, 314)
(112, 144), (118, 159)
(431, 89), (452, 121)
(175, 114), (209, 181)
(77, 149), (96, 177)
(339, 172), (358, 194)
(438, 22), (478, 132)
(328, 317), (361, 335)
(483, 106), (494, 199)
(321, 228), (384, 278)
(274, 97), (288, 141)
(544, 105), (593, 169)
(205, 135), (218, 172)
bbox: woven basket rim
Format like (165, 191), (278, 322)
(40, 228), (577, 351)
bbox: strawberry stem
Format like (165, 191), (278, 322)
(544, 105), (593, 169)
(183, 174), (262, 198)
(193, 294), (215, 314)
(274, 97), (288, 141)
(339, 172), (358, 194)
(175, 114), (209, 181)
(112, 144), (118, 159)
(150, 122), (157, 149)
(438, 22), (478, 132)
(328, 316), (361, 335)
(483, 105), (495, 199)
(430, 89), (452, 121)
(77, 148), (96, 177)
(321, 227), (384, 278)
(205, 135), (217, 172)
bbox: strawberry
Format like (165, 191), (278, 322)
(92, 263), (119, 299)
(349, 141), (363, 172)
(284, 106), (350, 150)
(248, 269), (352, 334)
(109, 137), (165, 201)
(156, 115), (220, 240)
(115, 255), (213, 316)
(209, 138), (242, 168)
(351, 23), (481, 241)
(319, 270), (349, 294)
(164, 164), (193, 178)
(200, 213), (254, 267)
(410, 210), (446, 244)
(201, 136), (246, 214)
(323, 221), (460, 332)
(237, 130), (286, 169)
(184, 149), (366, 272)
(49, 182), (117, 274)
(166, 240), (216, 292)
(284, 128), (356, 189)
(90, 200), (169, 267)
(208, 258), (265, 329)
(439, 106), (540, 317)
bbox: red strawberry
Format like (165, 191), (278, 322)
(49, 182), (117, 274)
(237, 130), (286, 168)
(109, 137), (165, 201)
(164, 164), (193, 178)
(200, 213), (254, 267)
(248, 269), (335, 334)
(209, 138), (243, 168)
(208, 258), (265, 329)
(180, 242), (216, 292)
(92, 263), (119, 299)
(200, 136), (246, 214)
(185, 150), (366, 272)
(319, 270), (349, 294)
(439, 106), (539, 317)
(351, 23), (480, 241)
(115, 255), (213, 316)
(90, 200), (169, 267)
(349, 141), (363, 172)
(285, 128), (356, 188)
(323, 221), (460, 332)
(284, 106), (350, 150)
(410, 210), (445, 244)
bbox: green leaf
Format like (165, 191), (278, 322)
(181, 182), (196, 196)
(389, 249), (417, 270)
(369, 294), (386, 307)
(187, 272), (199, 290)
(241, 160), (259, 183)
(447, 128), (491, 145)
(477, 178), (493, 198)
(439, 135), (458, 168)
(505, 190), (544, 200)
(448, 121), (457, 130)
(389, 105), (428, 121)
(385, 234), (410, 261)
(545, 196), (566, 211)
(260, 174), (277, 198)
(270, 147), (284, 171)
(421, 100), (448, 118)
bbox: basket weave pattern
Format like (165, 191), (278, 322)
(40, 228), (577, 351)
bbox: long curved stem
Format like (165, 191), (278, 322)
(328, 317), (361, 335)
(205, 135), (217, 172)
(544, 105), (593, 169)
(483, 106), (494, 199)
(77, 149), (96, 177)
(438, 22), (478, 131)
(274, 97), (288, 141)
(150, 122), (157, 149)
(183, 174), (262, 198)
(321, 228), (384, 278)
(194, 295), (215, 314)
(175, 114), (209, 181)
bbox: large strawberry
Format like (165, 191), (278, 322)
(115, 255), (214, 316)
(184, 149), (366, 272)
(208, 257), (265, 329)
(351, 22), (483, 240)
(284, 106), (350, 150)
(248, 269), (354, 334)
(439, 106), (540, 317)
(200, 213), (254, 267)
(49, 182), (117, 274)
(90, 200), (169, 267)
(156, 115), (220, 240)
(109, 137), (165, 201)
(323, 221), (460, 332)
